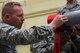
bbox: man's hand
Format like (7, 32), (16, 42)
(50, 15), (68, 30)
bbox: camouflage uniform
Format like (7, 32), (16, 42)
(31, 34), (54, 53)
(0, 21), (53, 53)
(58, 2), (80, 15)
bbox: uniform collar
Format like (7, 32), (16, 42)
(65, 1), (79, 9)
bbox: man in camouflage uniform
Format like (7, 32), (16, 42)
(0, 2), (68, 53)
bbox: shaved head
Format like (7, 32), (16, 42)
(1, 2), (24, 29)
(2, 2), (21, 18)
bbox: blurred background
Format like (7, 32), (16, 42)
(0, 0), (80, 53)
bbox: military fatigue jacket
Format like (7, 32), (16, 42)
(0, 21), (53, 53)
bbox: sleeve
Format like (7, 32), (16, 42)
(0, 25), (54, 45)
(31, 42), (54, 53)
(30, 35), (54, 53)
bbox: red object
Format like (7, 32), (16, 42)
(47, 14), (60, 24)
(47, 14), (61, 53)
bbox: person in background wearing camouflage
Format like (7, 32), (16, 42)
(58, 0), (80, 53)
(58, 0), (80, 14)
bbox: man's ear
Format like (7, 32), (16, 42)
(5, 14), (10, 18)
(4, 14), (10, 21)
